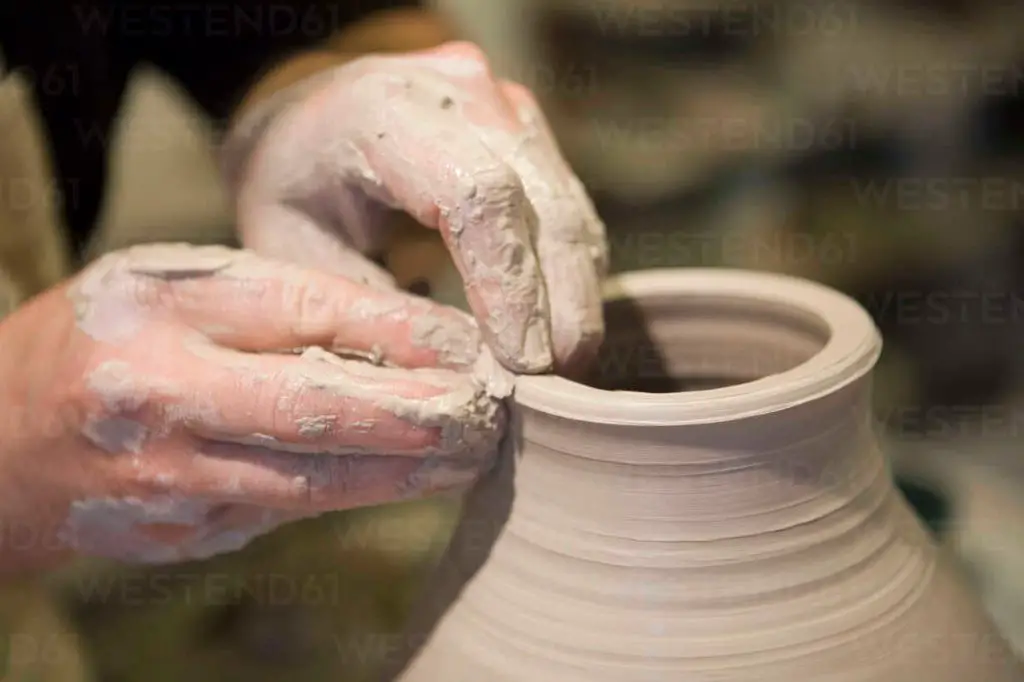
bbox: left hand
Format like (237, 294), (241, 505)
(226, 42), (608, 375)
(0, 243), (506, 568)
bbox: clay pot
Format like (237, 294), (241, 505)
(387, 268), (1024, 681)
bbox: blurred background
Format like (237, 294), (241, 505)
(2, 0), (1024, 679)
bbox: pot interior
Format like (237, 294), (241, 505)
(584, 290), (832, 393)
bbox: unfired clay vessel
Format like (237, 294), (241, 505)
(387, 268), (1024, 681)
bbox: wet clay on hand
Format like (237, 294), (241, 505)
(225, 42), (609, 375)
(0, 243), (510, 568)
(388, 269), (1024, 681)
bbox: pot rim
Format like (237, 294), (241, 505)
(514, 268), (882, 426)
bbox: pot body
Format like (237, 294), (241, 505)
(391, 268), (1024, 682)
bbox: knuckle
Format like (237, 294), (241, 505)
(348, 69), (411, 100)
(415, 41), (494, 82)
(38, 381), (90, 442)
(80, 252), (132, 292)
(287, 279), (335, 332)
(135, 470), (177, 496)
(456, 162), (522, 209)
(81, 358), (156, 419)
(502, 80), (537, 107)
(73, 250), (157, 314)
(438, 40), (490, 66)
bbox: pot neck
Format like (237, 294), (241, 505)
(512, 376), (888, 543)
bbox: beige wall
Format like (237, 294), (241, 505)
(0, 74), (71, 301)
(90, 67), (233, 255)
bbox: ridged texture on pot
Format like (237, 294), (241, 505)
(389, 269), (1024, 682)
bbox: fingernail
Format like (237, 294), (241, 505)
(522, 316), (554, 370)
(491, 316), (552, 374)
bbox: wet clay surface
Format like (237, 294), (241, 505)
(390, 269), (1024, 682)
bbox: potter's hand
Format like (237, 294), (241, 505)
(223, 41), (608, 374)
(0, 243), (503, 569)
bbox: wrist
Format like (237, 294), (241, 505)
(0, 412), (77, 577)
(0, 293), (79, 578)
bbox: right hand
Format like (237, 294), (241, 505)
(0, 243), (505, 569)
(228, 42), (610, 375)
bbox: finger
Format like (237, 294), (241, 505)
(389, 49), (606, 280)
(480, 82), (605, 373)
(234, 47), (552, 371)
(339, 75), (554, 373)
(112, 432), (483, 516)
(120, 244), (481, 370)
(500, 80), (609, 277)
(129, 504), (299, 562)
(394, 53), (605, 370)
(166, 444), (485, 512)
(237, 201), (399, 290)
(172, 340), (506, 459)
(398, 43), (522, 127)
(383, 44), (530, 158)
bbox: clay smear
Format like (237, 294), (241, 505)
(69, 244), (483, 369)
(234, 45), (609, 372)
(59, 243), (513, 563)
(59, 496), (289, 564)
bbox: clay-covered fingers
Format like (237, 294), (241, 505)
(172, 342), (505, 460)
(345, 80), (555, 373)
(129, 343), (506, 511)
(227, 41), (607, 373)
(92, 341), (505, 512)
(360, 48), (604, 372)
(167, 443), (483, 513)
(499, 81), (609, 278)
(119, 244), (481, 370)
(474, 81), (605, 372)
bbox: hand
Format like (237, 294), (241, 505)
(0, 244), (505, 569)
(229, 42), (609, 375)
